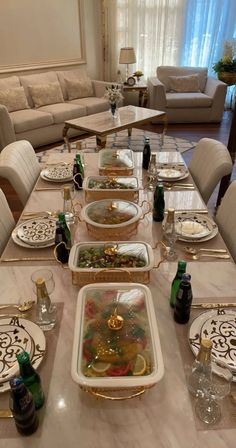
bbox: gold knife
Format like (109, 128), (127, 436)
(1, 257), (55, 262)
(35, 187), (62, 191)
(0, 313), (29, 318)
(0, 410), (13, 418)
(192, 303), (236, 309)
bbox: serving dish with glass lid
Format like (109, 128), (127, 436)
(80, 199), (149, 239)
(98, 149), (134, 176)
(83, 176), (139, 203)
(71, 283), (164, 400)
(68, 241), (154, 286)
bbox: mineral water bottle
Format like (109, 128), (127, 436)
(9, 377), (39, 435)
(187, 339), (212, 397)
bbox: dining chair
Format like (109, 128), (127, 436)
(188, 138), (232, 204)
(0, 140), (41, 206)
(215, 181), (236, 262)
(0, 188), (15, 256)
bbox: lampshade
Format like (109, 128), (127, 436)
(119, 47), (136, 64)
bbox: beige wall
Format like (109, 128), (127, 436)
(0, 0), (103, 80)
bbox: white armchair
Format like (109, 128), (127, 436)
(147, 66), (227, 123)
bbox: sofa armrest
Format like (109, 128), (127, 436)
(147, 77), (167, 110)
(204, 77), (227, 122)
(204, 76), (227, 98)
(0, 105), (16, 151)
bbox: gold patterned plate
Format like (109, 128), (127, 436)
(174, 212), (217, 241)
(41, 165), (73, 182)
(157, 164), (189, 181)
(189, 310), (236, 380)
(0, 317), (46, 393)
(16, 218), (57, 246)
(0, 324), (33, 384)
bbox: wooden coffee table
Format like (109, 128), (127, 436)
(63, 105), (167, 152)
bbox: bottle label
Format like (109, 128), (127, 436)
(19, 393), (32, 411)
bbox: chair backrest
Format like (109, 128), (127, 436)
(156, 66), (208, 92)
(0, 140), (41, 205)
(215, 181), (236, 262)
(188, 138), (232, 204)
(0, 188), (15, 256)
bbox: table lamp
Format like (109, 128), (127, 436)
(119, 47), (136, 83)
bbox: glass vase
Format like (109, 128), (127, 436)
(110, 102), (118, 118)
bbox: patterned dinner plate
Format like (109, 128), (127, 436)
(17, 218), (56, 246)
(0, 317), (46, 393)
(157, 164), (189, 181)
(41, 165), (73, 182)
(189, 309), (236, 375)
(174, 212), (216, 241)
(0, 324), (33, 384)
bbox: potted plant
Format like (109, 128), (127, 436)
(213, 41), (236, 86)
(133, 70), (144, 83)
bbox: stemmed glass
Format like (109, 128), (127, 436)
(163, 209), (177, 260)
(195, 359), (233, 424)
(61, 184), (76, 223)
(147, 155), (159, 191)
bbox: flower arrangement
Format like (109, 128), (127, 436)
(104, 84), (123, 104)
(213, 40), (236, 75)
(133, 70), (144, 78)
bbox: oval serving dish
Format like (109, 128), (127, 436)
(68, 241), (154, 286)
(83, 176), (139, 203)
(71, 282), (164, 400)
(98, 149), (134, 176)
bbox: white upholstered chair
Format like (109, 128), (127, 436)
(188, 138), (232, 204)
(215, 181), (236, 263)
(0, 188), (15, 256)
(0, 140), (41, 206)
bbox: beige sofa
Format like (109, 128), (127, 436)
(147, 66), (227, 123)
(0, 68), (113, 150)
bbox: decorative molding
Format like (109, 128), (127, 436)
(0, 0), (86, 75)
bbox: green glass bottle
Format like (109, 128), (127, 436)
(58, 212), (71, 248)
(76, 153), (84, 178)
(153, 183), (165, 222)
(170, 260), (187, 308)
(17, 352), (44, 410)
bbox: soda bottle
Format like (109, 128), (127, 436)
(174, 273), (193, 324)
(187, 339), (212, 397)
(73, 157), (83, 190)
(142, 136), (151, 170)
(170, 260), (187, 308)
(153, 183), (165, 222)
(17, 352), (45, 410)
(9, 376), (39, 435)
(76, 153), (84, 177)
(58, 212), (71, 248)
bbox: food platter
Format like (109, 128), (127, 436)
(83, 176), (139, 203)
(189, 309), (236, 378)
(0, 317), (46, 393)
(99, 149), (134, 176)
(12, 218), (57, 248)
(157, 164), (189, 181)
(174, 212), (218, 242)
(41, 165), (73, 182)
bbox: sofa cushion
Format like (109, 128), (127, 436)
(19, 71), (59, 107)
(38, 103), (86, 124)
(157, 66), (208, 92)
(0, 76), (20, 90)
(56, 68), (89, 100)
(69, 97), (109, 115)
(166, 92), (212, 108)
(28, 82), (64, 108)
(10, 109), (54, 133)
(65, 78), (94, 100)
(0, 87), (29, 112)
(168, 74), (200, 93)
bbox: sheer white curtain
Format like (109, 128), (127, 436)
(103, 0), (236, 82)
(103, 0), (187, 81)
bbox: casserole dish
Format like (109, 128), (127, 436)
(83, 176), (139, 203)
(71, 283), (164, 400)
(68, 241), (154, 286)
(99, 149), (134, 176)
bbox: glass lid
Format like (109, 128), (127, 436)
(76, 242), (149, 269)
(80, 285), (154, 378)
(85, 200), (139, 226)
(87, 176), (138, 190)
(99, 149), (133, 169)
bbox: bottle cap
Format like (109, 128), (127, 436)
(63, 186), (71, 200)
(200, 339), (213, 349)
(17, 351), (30, 364)
(58, 212), (66, 221)
(182, 273), (191, 281)
(10, 377), (23, 388)
(145, 137), (150, 142)
(178, 260), (187, 269)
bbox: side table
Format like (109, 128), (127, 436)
(122, 84), (148, 108)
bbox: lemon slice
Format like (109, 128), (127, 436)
(91, 361), (111, 373)
(133, 354), (146, 376)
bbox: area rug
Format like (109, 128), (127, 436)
(37, 129), (196, 161)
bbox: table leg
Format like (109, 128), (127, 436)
(128, 128), (132, 137)
(138, 90), (143, 107)
(63, 125), (72, 153)
(160, 114), (168, 146)
(96, 135), (107, 151)
(143, 90), (148, 108)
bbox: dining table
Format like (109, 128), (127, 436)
(0, 145), (236, 447)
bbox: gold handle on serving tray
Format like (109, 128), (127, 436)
(139, 200), (151, 220)
(86, 387), (146, 401)
(94, 268), (131, 281)
(53, 242), (70, 268)
(152, 240), (168, 268)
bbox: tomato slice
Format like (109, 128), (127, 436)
(107, 363), (130, 376)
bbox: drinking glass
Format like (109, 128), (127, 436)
(147, 163), (158, 191)
(31, 269), (57, 331)
(163, 220), (177, 260)
(195, 359), (233, 424)
(61, 184), (76, 223)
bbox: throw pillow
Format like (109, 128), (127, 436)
(168, 74), (200, 93)
(28, 82), (64, 108)
(0, 86), (29, 112)
(64, 77), (94, 100)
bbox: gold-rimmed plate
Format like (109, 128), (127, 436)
(174, 212), (217, 241)
(41, 165), (73, 182)
(157, 164), (189, 181)
(16, 218), (56, 246)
